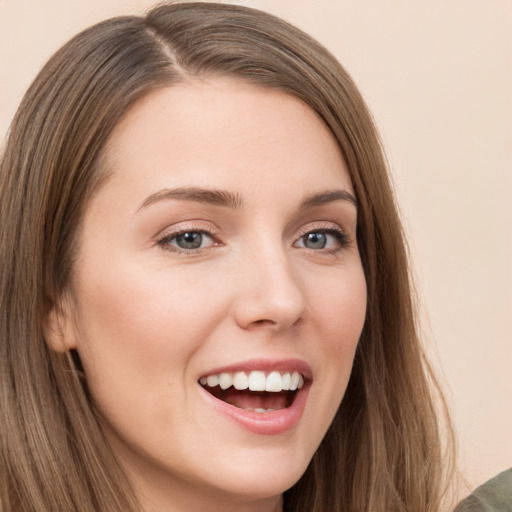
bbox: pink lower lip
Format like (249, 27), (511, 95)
(199, 383), (310, 435)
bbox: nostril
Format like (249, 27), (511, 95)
(246, 317), (304, 331)
(253, 319), (276, 326)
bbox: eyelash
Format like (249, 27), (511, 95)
(157, 225), (350, 255)
(294, 226), (350, 254)
(157, 228), (218, 254)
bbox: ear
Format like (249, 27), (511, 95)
(44, 299), (77, 353)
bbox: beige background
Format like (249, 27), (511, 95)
(1, 0), (511, 500)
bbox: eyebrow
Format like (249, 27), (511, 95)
(137, 186), (357, 212)
(138, 187), (244, 211)
(299, 189), (357, 209)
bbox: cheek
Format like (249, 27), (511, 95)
(308, 265), (367, 403)
(311, 265), (367, 346)
(71, 262), (228, 394)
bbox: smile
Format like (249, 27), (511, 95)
(199, 370), (305, 413)
(198, 359), (312, 434)
(201, 370), (304, 392)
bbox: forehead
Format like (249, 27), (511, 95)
(98, 77), (352, 204)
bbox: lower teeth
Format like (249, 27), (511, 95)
(245, 407), (276, 413)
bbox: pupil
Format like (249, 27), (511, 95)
(305, 232), (326, 249)
(177, 232), (202, 249)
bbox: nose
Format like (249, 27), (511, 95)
(232, 245), (309, 332)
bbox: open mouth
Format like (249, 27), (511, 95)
(199, 370), (305, 413)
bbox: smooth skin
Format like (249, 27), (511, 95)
(47, 78), (367, 512)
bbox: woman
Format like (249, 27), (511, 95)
(0, 3), (454, 511)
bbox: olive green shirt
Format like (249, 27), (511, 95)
(454, 468), (512, 512)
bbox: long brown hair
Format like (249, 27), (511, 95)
(0, 3), (454, 511)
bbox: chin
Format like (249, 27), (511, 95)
(190, 441), (313, 502)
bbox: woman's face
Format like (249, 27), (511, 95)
(60, 78), (367, 511)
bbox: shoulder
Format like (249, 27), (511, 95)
(454, 468), (512, 512)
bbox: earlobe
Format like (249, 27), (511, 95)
(44, 302), (77, 353)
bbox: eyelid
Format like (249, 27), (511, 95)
(156, 221), (221, 253)
(294, 222), (351, 250)
(156, 220), (218, 239)
(295, 221), (348, 239)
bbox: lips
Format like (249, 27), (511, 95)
(198, 360), (311, 434)
(200, 370), (305, 412)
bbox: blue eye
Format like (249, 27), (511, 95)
(159, 230), (214, 251)
(302, 232), (328, 249)
(296, 228), (348, 251)
(175, 232), (204, 249)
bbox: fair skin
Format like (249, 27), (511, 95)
(49, 78), (367, 512)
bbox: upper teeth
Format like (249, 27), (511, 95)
(199, 370), (304, 392)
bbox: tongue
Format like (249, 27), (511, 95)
(210, 388), (291, 410)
